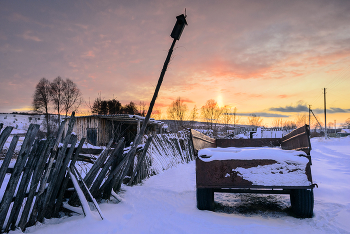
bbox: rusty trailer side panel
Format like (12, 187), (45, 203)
(190, 129), (216, 153)
(216, 138), (281, 148)
(281, 125), (311, 155)
(196, 158), (313, 189)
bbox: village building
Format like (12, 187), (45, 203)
(63, 114), (165, 146)
(0, 113), (45, 131)
(250, 127), (292, 139)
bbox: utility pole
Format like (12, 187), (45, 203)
(309, 105), (311, 129)
(311, 109), (323, 130)
(115, 14), (188, 184)
(324, 88), (327, 138)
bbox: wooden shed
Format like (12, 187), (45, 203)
(63, 114), (164, 146)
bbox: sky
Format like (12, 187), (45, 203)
(1, 0), (350, 127)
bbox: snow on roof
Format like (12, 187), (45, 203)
(63, 114), (164, 125)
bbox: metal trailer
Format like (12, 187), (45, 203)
(191, 125), (316, 218)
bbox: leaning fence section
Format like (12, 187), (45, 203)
(0, 117), (195, 233)
(146, 131), (195, 175)
(0, 117), (79, 232)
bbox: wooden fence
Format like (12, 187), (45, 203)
(145, 131), (195, 175)
(0, 114), (83, 232)
(0, 116), (196, 232)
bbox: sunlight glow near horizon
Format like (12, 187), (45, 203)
(217, 93), (224, 108)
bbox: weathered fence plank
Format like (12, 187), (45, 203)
(101, 140), (126, 198)
(37, 120), (67, 196)
(38, 135), (72, 221)
(111, 141), (126, 192)
(90, 138), (125, 198)
(71, 165), (104, 220)
(83, 138), (114, 188)
(5, 140), (43, 232)
(18, 138), (53, 231)
(46, 134), (78, 219)
(0, 136), (18, 188)
(128, 136), (153, 186)
(68, 138), (114, 206)
(0, 124), (39, 228)
(53, 137), (86, 216)
(98, 152), (129, 195)
(27, 137), (56, 228)
(0, 126), (13, 153)
(38, 113), (75, 221)
(0, 124), (39, 230)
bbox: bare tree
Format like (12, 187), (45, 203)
(295, 114), (307, 128)
(248, 114), (263, 127)
(189, 105), (198, 129)
(151, 109), (162, 120)
(33, 78), (52, 136)
(62, 78), (83, 117)
(167, 97), (188, 131)
(221, 105), (233, 125)
(272, 118), (283, 129)
(139, 101), (147, 117)
(201, 99), (222, 131)
(344, 118), (350, 129)
(50, 76), (65, 125)
(232, 107), (240, 127)
(283, 120), (297, 130)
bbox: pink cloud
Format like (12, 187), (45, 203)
(22, 31), (42, 42)
(82, 51), (95, 58)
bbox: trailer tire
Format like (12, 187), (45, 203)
(290, 189), (314, 218)
(197, 188), (214, 210)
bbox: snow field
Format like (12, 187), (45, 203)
(5, 137), (350, 234)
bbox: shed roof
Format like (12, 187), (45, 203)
(64, 114), (164, 126)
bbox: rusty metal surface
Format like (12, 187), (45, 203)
(216, 138), (281, 148)
(196, 158), (313, 189)
(196, 158), (276, 188)
(190, 129), (216, 153)
(281, 125), (311, 155)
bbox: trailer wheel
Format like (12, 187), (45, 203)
(290, 189), (314, 218)
(197, 188), (214, 210)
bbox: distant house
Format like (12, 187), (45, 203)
(250, 127), (292, 139)
(0, 113), (45, 131)
(63, 114), (164, 146)
(338, 129), (350, 137)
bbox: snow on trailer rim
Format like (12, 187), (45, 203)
(198, 147), (309, 164)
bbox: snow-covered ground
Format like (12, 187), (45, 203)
(8, 137), (350, 234)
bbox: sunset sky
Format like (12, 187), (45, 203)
(1, 0), (349, 127)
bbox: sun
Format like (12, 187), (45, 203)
(217, 94), (224, 108)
